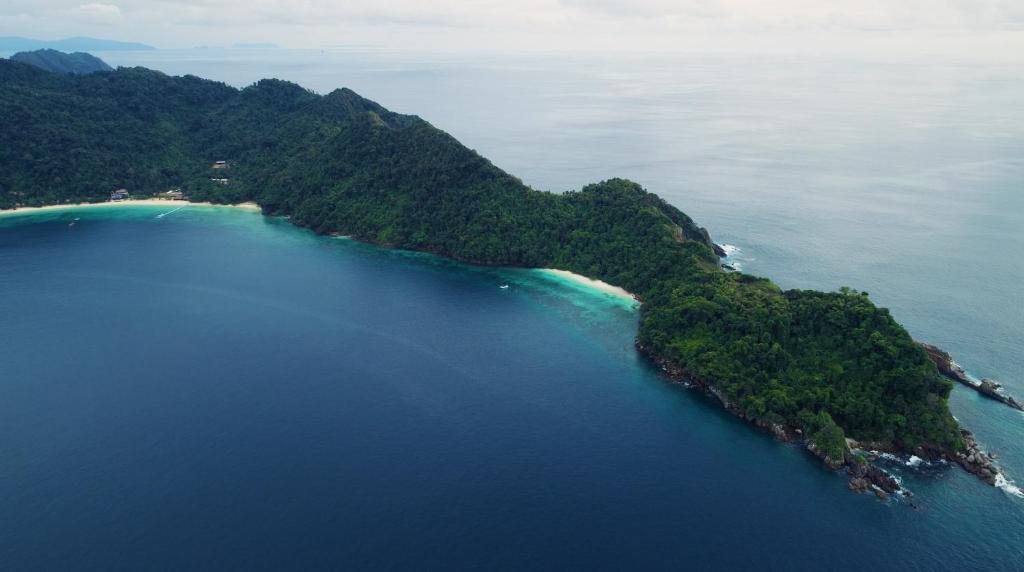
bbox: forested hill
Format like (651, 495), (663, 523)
(0, 58), (964, 469)
(10, 49), (113, 75)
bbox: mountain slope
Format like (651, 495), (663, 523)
(0, 58), (965, 477)
(10, 49), (113, 75)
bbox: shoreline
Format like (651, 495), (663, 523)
(3, 196), (1005, 499)
(538, 269), (637, 303)
(0, 199), (262, 217)
(634, 341), (909, 500)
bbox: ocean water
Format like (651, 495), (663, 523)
(1, 50), (1022, 569)
(100, 47), (1024, 485)
(0, 205), (1020, 571)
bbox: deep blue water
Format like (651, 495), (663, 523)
(98, 46), (1024, 492)
(2, 49), (1023, 569)
(1, 206), (1022, 571)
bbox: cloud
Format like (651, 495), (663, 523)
(0, 0), (1022, 56)
(560, 0), (724, 19)
(73, 2), (123, 25)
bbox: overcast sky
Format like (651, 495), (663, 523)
(2, 1), (1023, 57)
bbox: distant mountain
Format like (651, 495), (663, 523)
(0, 36), (154, 52)
(10, 50), (113, 75)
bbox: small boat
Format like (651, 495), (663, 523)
(499, 284), (510, 289)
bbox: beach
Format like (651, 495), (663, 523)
(540, 268), (637, 302)
(0, 199), (261, 216)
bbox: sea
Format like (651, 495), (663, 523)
(0, 49), (1021, 570)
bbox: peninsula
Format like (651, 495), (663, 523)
(0, 56), (998, 494)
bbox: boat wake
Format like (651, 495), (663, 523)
(156, 205), (188, 218)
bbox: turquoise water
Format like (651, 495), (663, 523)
(1, 205), (1022, 570)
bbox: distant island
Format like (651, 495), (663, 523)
(10, 50), (112, 75)
(0, 36), (154, 53)
(0, 55), (1004, 496)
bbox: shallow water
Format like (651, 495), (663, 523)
(1, 206), (1022, 570)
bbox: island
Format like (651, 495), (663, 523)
(0, 54), (1004, 496)
(0, 36), (154, 52)
(10, 49), (113, 75)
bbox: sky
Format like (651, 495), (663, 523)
(2, 0), (1023, 58)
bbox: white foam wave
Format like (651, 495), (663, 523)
(906, 455), (925, 468)
(720, 244), (741, 257)
(994, 473), (1024, 498)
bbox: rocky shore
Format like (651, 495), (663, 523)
(952, 429), (1002, 486)
(637, 341), (907, 499)
(920, 343), (1023, 411)
(638, 339), (1021, 500)
(845, 455), (903, 500)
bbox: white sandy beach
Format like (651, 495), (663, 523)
(0, 199), (261, 216)
(540, 269), (637, 302)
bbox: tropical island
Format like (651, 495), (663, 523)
(0, 53), (1004, 496)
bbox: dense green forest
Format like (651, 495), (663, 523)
(0, 58), (962, 460)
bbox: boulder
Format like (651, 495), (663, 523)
(848, 478), (870, 493)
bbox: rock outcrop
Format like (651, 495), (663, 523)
(920, 343), (1023, 411)
(846, 456), (902, 499)
(807, 441), (846, 471)
(953, 429), (1001, 486)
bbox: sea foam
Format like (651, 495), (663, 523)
(720, 244), (742, 257)
(994, 473), (1024, 498)
(720, 243), (753, 271)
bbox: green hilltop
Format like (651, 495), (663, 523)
(0, 58), (963, 465)
(10, 49), (113, 75)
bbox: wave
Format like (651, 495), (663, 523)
(906, 455), (925, 468)
(994, 473), (1024, 499)
(720, 243), (753, 271)
(720, 244), (742, 257)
